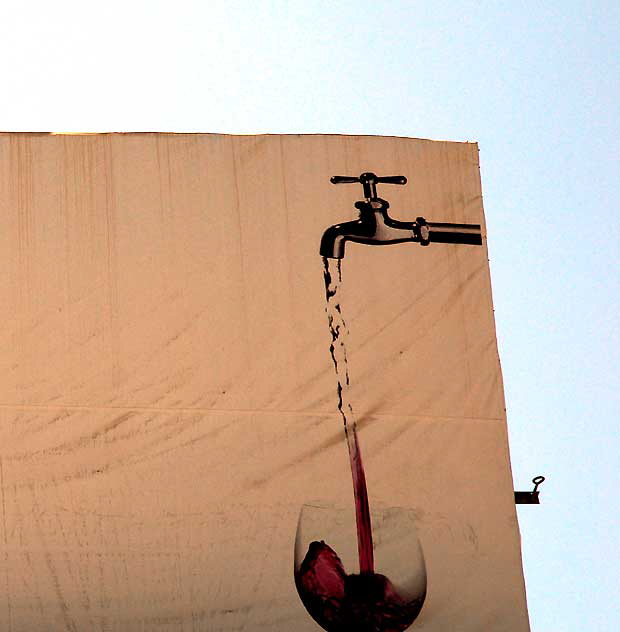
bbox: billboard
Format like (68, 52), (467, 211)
(0, 133), (529, 630)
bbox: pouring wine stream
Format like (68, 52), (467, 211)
(323, 256), (374, 575)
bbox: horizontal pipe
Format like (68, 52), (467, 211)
(426, 222), (482, 246)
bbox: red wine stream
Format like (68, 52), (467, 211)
(322, 256), (374, 574)
(294, 258), (425, 631)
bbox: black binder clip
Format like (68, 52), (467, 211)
(514, 475), (545, 505)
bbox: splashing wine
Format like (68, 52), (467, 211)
(294, 258), (425, 632)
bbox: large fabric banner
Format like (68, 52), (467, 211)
(0, 133), (530, 631)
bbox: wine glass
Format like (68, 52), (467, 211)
(294, 502), (427, 632)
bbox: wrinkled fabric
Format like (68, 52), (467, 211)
(0, 133), (529, 631)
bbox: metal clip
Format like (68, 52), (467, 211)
(514, 475), (545, 505)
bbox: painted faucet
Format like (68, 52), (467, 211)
(320, 172), (483, 259)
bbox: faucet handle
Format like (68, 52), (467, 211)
(375, 175), (407, 185)
(330, 176), (360, 184)
(330, 172), (407, 199)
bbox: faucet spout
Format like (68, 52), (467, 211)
(320, 218), (375, 260)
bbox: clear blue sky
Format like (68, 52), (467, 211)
(1, 2), (618, 629)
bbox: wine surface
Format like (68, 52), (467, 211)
(295, 540), (424, 632)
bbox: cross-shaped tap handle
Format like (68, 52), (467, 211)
(330, 172), (407, 199)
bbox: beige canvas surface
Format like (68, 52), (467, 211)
(0, 133), (529, 631)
